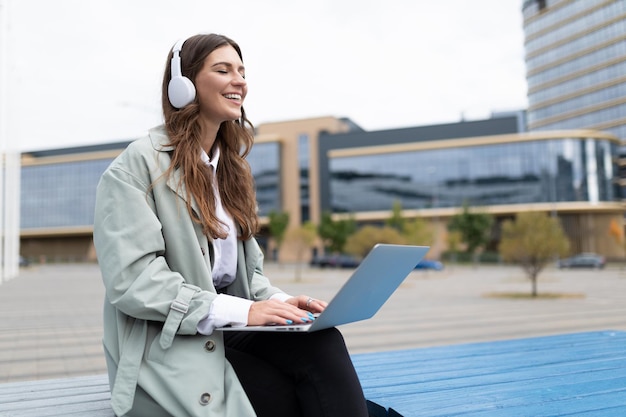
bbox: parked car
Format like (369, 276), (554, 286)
(310, 254), (360, 268)
(415, 259), (444, 271)
(557, 253), (605, 269)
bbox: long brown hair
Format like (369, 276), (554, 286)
(160, 33), (258, 240)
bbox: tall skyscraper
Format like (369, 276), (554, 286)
(522, 0), (626, 142)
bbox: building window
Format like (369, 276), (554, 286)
(298, 134), (310, 222)
(538, 0), (546, 11)
(328, 138), (617, 213)
(248, 142), (281, 217)
(21, 159), (113, 229)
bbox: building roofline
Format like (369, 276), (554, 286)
(22, 140), (134, 158)
(328, 129), (620, 158)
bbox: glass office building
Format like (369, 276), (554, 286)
(329, 135), (617, 213)
(322, 123), (622, 256)
(19, 139), (283, 261)
(20, 147), (120, 262)
(245, 142), (282, 217)
(523, 1), (626, 142)
(523, 0), (626, 214)
(21, 158), (114, 230)
(19, 115), (625, 262)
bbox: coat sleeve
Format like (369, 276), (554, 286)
(93, 149), (215, 337)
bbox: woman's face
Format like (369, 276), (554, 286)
(194, 44), (247, 126)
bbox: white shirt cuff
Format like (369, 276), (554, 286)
(197, 294), (254, 335)
(270, 292), (292, 302)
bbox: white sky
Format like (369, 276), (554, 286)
(2, 0), (527, 152)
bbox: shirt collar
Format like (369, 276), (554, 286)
(201, 146), (221, 171)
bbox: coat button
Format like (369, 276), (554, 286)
(199, 392), (211, 405)
(200, 247), (206, 256)
(204, 340), (216, 352)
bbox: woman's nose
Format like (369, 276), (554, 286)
(233, 73), (246, 86)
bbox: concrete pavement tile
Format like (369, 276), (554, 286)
(1, 263), (625, 382)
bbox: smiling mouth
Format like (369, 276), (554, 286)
(224, 94), (242, 100)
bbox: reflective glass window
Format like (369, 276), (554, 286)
(526, 19), (626, 71)
(525, 2), (623, 56)
(524, 0), (606, 37)
(328, 138), (618, 213)
(529, 81), (626, 122)
(247, 142), (281, 217)
(21, 142), (281, 230)
(21, 159), (114, 229)
(529, 61), (626, 106)
(298, 134), (311, 222)
(534, 103), (626, 133)
(527, 43), (626, 91)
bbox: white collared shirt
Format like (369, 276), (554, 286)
(196, 147), (291, 335)
(201, 147), (238, 289)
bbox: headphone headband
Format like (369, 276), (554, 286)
(172, 38), (187, 53)
(170, 38), (186, 78)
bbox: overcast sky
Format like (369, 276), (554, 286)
(2, 0), (527, 152)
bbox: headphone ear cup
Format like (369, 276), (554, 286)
(168, 75), (196, 108)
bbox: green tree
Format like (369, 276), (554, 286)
(447, 202), (493, 261)
(446, 229), (463, 263)
(385, 201), (433, 246)
(344, 225), (406, 258)
(317, 211), (357, 253)
(402, 217), (434, 247)
(286, 222), (318, 282)
(268, 210), (289, 261)
(499, 212), (570, 297)
(385, 200), (405, 232)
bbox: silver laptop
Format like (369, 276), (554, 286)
(219, 244), (429, 332)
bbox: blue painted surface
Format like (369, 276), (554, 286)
(352, 331), (626, 417)
(0, 331), (624, 416)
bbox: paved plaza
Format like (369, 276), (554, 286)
(1, 262), (625, 383)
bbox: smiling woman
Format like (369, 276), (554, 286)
(194, 47), (247, 130)
(93, 33), (370, 417)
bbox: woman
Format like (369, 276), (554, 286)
(93, 33), (369, 417)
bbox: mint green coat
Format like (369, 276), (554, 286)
(94, 126), (283, 417)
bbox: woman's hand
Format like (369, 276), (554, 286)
(248, 299), (319, 326)
(285, 295), (328, 313)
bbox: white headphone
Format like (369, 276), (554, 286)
(168, 38), (196, 108)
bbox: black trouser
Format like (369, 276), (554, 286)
(224, 327), (369, 417)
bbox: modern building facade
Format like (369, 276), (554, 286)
(19, 113), (624, 263)
(321, 125), (621, 257)
(19, 131), (286, 262)
(522, 0), (626, 195)
(523, 0), (626, 138)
